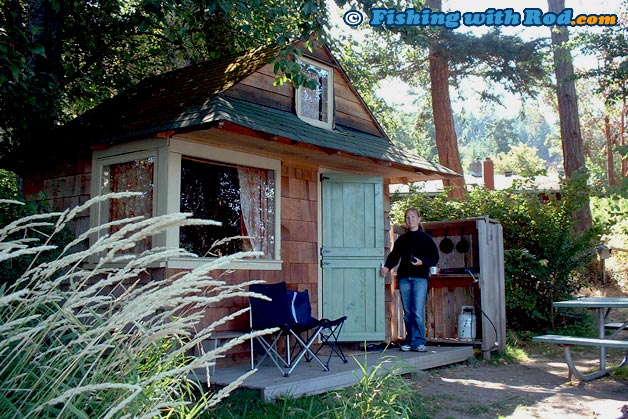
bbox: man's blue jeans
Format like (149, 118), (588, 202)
(398, 277), (428, 347)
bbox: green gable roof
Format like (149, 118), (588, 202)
(197, 95), (458, 177)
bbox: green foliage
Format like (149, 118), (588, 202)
(327, 357), (420, 419)
(455, 106), (560, 172)
(0, 195), (262, 418)
(0, 0), (325, 164)
(492, 144), (547, 178)
(204, 388), (331, 418)
(590, 194), (628, 282)
(334, 2), (548, 99)
(393, 172), (598, 331)
(591, 195), (628, 236)
(578, 2), (628, 106)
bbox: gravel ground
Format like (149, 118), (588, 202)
(412, 347), (628, 419)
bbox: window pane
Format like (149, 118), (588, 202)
(179, 158), (275, 259)
(300, 63), (330, 123)
(102, 157), (154, 253)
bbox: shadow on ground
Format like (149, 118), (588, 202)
(412, 350), (628, 419)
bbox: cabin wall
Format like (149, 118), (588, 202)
(226, 60), (382, 137)
(227, 64), (293, 112)
(382, 180), (395, 343)
(20, 153), (92, 249)
(166, 163), (321, 365)
(17, 144), (401, 366)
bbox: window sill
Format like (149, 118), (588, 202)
(166, 257), (283, 271)
(81, 260), (168, 270)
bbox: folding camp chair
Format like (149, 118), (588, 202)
(249, 282), (346, 377)
(311, 316), (348, 366)
(287, 288), (348, 368)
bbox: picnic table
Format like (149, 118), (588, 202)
(533, 297), (628, 381)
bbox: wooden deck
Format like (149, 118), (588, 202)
(196, 344), (474, 400)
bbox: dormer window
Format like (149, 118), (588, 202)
(295, 57), (334, 130)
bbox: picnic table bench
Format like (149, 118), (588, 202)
(534, 297), (628, 381)
(606, 322), (628, 332)
(532, 334), (628, 381)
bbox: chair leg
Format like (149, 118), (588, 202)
(284, 327), (329, 376)
(253, 333), (290, 375)
(326, 324), (348, 363)
(314, 317), (348, 367)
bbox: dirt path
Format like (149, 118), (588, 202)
(412, 350), (628, 418)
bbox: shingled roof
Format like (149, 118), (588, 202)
(63, 45), (281, 144)
(61, 44), (459, 179)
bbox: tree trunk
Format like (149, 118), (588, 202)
(548, 0), (592, 232)
(622, 89), (627, 177)
(28, 0), (63, 128)
(605, 115), (616, 187)
(427, 0), (465, 199)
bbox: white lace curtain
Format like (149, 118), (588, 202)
(237, 166), (275, 259)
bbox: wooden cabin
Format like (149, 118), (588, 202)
(13, 41), (462, 365)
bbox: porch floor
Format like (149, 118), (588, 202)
(198, 343), (474, 400)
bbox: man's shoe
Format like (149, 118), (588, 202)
(400, 344), (411, 352)
(413, 345), (428, 352)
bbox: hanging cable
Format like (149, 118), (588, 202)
(465, 269), (499, 353)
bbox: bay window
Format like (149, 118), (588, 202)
(91, 138), (281, 269)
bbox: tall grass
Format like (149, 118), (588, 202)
(325, 355), (422, 419)
(0, 194), (270, 418)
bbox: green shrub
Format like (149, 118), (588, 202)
(393, 173), (598, 331)
(0, 194), (265, 418)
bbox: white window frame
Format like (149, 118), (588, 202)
(166, 138), (282, 270)
(89, 139), (169, 263)
(89, 138), (282, 270)
(295, 56), (334, 130)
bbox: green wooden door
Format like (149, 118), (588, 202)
(321, 174), (385, 342)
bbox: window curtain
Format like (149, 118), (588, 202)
(237, 166), (275, 259)
(107, 158), (154, 253)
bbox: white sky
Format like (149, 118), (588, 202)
(328, 0), (624, 116)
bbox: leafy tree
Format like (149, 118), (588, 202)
(453, 104), (559, 173)
(493, 143), (547, 178)
(412, 95), (438, 160)
(579, 2), (628, 184)
(573, 76), (624, 192)
(517, 103), (558, 164)
(486, 117), (519, 154)
(0, 0), (326, 167)
(334, 0), (548, 199)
